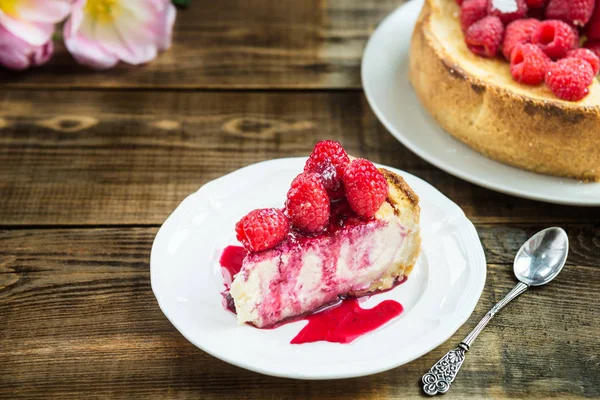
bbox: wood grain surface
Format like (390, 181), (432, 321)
(2, 89), (600, 227)
(0, 0), (399, 89)
(1, 0), (599, 398)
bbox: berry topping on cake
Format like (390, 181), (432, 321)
(488, 0), (528, 25)
(502, 18), (540, 59)
(235, 208), (290, 252)
(545, 0), (595, 27)
(286, 172), (331, 233)
(546, 57), (595, 101)
(510, 43), (551, 84)
(460, 0), (489, 32)
(465, 16), (505, 57)
(457, 0), (600, 101)
(567, 48), (600, 75)
(342, 159), (389, 218)
(531, 19), (577, 59)
(304, 140), (350, 200)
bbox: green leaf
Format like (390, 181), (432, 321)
(172, 0), (190, 9)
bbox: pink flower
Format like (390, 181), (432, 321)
(0, 0), (72, 69)
(0, 0), (72, 46)
(64, 0), (176, 70)
(0, 24), (54, 70)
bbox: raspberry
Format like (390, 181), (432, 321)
(286, 172), (330, 233)
(456, 0), (464, 4)
(584, 3), (600, 40)
(304, 140), (350, 201)
(488, 0), (527, 24)
(465, 16), (504, 57)
(460, 0), (489, 32)
(570, 25), (581, 48)
(342, 159), (388, 218)
(502, 18), (540, 60)
(568, 48), (600, 75)
(235, 208), (290, 252)
(531, 20), (577, 59)
(525, 0), (547, 8)
(510, 43), (550, 84)
(546, 57), (594, 101)
(546, 0), (595, 27)
(584, 39), (600, 59)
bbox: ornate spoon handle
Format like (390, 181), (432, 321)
(422, 281), (529, 395)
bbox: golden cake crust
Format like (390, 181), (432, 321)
(409, 0), (600, 181)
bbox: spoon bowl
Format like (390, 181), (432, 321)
(513, 227), (569, 286)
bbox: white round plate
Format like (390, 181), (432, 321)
(362, 0), (600, 206)
(151, 158), (486, 380)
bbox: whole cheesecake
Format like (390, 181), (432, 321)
(409, 0), (600, 181)
(230, 169), (421, 328)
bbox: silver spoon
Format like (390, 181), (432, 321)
(422, 227), (569, 396)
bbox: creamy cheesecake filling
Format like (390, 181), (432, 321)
(230, 210), (414, 328)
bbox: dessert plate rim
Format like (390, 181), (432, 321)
(151, 157), (487, 380)
(361, 0), (600, 206)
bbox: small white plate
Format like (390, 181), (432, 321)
(362, 0), (600, 206)
(151, 158), (486, 379)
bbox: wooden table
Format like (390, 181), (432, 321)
(1, 1), (599, 398)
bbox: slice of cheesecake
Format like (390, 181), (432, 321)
(229, 169), (421, 328)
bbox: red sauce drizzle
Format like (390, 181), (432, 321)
(219, 245), (247, 288)
(290, 298), (404, 344)
(219, 245), (406, 344)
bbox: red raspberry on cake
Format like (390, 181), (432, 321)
(568, 48), (600, 75)
(304, 140), (350, 201)
(286, 172), (331, 233)
(465, 16), (504, 57)
(570, 25), (581, 48)
(546, 0), (595, 27)
(456, 0), (464, 4)
(342, 159), (389, 219)
(546, 57), (594, 101)
(502, 18), (540, 60)
(584, 4), (600, 40)
(235, 208), (290, 252)
(488, 0), (527, 25)
(460, 0), (489, 32)
(531, 20), (577, 59)
(510, 43), (550, 84)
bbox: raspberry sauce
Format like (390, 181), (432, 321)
(219, 245), (247, 288)
(290, 298), (403, 344)
(219, 245), (406, 344)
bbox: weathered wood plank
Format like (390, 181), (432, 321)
(0, 236), (598, 399)
(0, 229), (155, 274)
(2, 89), (600, 226)
(0, 0), (402, 89)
